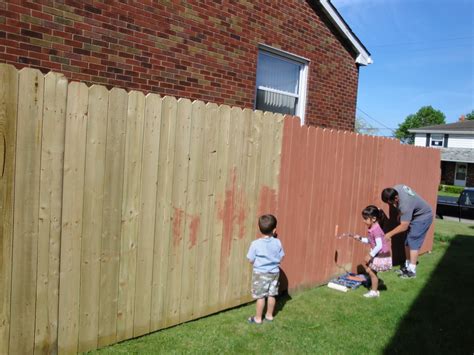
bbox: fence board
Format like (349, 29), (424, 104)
(203, 104), (224, 313)
(180, 100), (205, 321)
(339, 132), (355, 273)
(10, 68), (44, 355)
(35, 72), (67, 354)
(277, 117), (296, 285)
(258, 112), (276, 214)
(302, 126), (319, 286)
(58, 81), (88, 354)
(0, 64), (18, 355)
(325, 130), (339, 278)
(151, 96), (177, 331)
(117, 91), (145, 342)
(215, 105), (231, 310)
(98, 88), (128, 348)
(134, 93), (162, 337)
(307, 127), (324, 285)
(164, 98), (192, 326)
(78, 85), (109, 352)
(287, 123), (308, 287)
(192, 100), (216, 314)
(349, 133), (365, 270)
(279, 118), (299, 287)
(319, 129), (333, 281)
(226, 107), (246, 306)
(299, 127), (316, 286)
(239, 108), (259, 303)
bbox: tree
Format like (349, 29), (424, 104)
(465, 110), (474, 120)
(394, 106), (446, 144)
(355, 117), (379, 135)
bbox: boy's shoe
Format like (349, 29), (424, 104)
(247, 317), (262, 324)
(363, 290), (380, 298)
(399, 270), (416, 279)
(394, 266), (408, 275)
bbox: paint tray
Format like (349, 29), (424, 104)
(327, 272), (368, 292)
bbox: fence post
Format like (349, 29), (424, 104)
(0, 63), (18, 355)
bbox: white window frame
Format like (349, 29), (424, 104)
(430, 134), (444, 148)
(255, 45), (309, 125)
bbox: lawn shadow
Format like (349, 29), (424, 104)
(274, 269), (292, 317)
(355, 264), (388, 292)
(273, 290), (292, 317)
(383, 235), (474, 354)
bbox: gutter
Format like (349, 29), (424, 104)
(409, 130), (474, 135)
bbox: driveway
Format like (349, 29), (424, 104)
(439, 216), (474, 224)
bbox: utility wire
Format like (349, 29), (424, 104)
(356, 117), (394, 131)
(356, 107), (397, 136)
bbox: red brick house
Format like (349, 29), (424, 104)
(0, 0), (371, 130)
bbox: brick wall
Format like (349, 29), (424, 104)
(466, 163), (474, 187)
(0, 0), (360, 130)
(441, 161), (455, 185)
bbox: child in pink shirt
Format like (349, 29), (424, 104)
(354, 205), (392, 298)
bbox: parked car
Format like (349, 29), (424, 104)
(436, 188), (474, 220)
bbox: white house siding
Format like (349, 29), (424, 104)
(414, 134), (426, 146)
(447, 134), (474, 148)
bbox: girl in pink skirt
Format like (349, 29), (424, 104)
(354, 205), (392, 298)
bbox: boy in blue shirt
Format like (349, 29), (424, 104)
(247, 214), (285, 324)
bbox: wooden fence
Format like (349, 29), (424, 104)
(0, 65), (441, 354)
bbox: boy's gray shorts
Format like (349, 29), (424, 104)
(406, 216), (432, 250)
(251, 271), (280, 299)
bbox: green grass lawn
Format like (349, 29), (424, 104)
(437, 190), (460, 198)
(89, 219), (474, 354)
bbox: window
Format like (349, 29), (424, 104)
(430, 134), (444, 147)
(459, 190), (474, 205)
(255, 47), (308, 124)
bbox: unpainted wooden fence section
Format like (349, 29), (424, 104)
(0, 64), (440, 354)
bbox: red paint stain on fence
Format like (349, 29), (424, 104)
(218, 168), (247, 274)
(172, 208), (184, 247)
(189, 216), (200, 249)
(237, 204), (246, 240)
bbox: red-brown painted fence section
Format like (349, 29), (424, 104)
(277, 118), (441, 290)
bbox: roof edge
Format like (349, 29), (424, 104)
(409, 129), (474, 135)
(319, 0), (373, 66)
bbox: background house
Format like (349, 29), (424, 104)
(410, 119), (474, 187)
(0, 0), (371, 130)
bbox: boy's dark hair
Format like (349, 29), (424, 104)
(362, 205), (380, 220)
(259, 214), (277, 235)
(381, 187), (398, 203)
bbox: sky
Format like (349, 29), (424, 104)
(331, 0), (474, 136)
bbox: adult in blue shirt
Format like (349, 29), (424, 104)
(381, 184), (433, 278)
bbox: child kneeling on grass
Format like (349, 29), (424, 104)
(354, 205), (392, 298)
(246, 214), (285, 324)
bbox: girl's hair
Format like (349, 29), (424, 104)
(361, 205), (380, 220)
